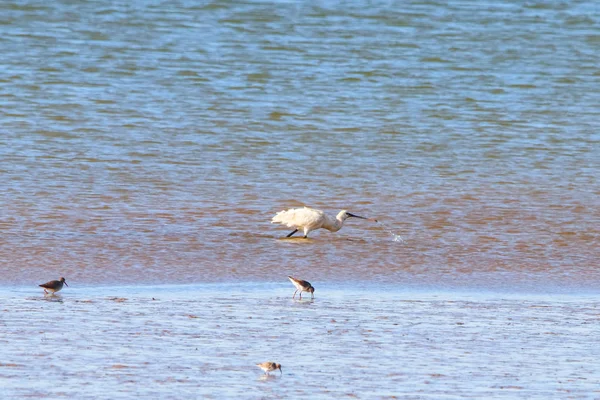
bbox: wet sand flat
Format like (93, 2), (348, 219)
(1, 284), (598, 399)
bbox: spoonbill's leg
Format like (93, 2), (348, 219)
(292, 289), (298, 299)
(286, 229), (298, 238)
(299, 291), (303, 300)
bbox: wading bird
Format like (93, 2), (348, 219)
(256, 362), (282, 375)
(272, 207), (375, 238)
(39, 277), (68, 294)
(288, 276), (315, 299)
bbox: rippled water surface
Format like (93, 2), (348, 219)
(1, 0), (599, 291)
(1, 285), (599, 399)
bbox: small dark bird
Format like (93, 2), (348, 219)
(39, 277), (68, 294)
(256, 361), (282, 375)
(288, 276), (315, 299)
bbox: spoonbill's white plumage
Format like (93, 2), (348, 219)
(271, 207), (375, 238)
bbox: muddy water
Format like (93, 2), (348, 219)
(1, 285), (598, 399)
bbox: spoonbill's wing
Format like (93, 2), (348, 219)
(272, 207), (324, 228)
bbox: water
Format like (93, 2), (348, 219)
(375, 220), (406, 243)
(1, 285), (599, 399)
(2, 0), (598, 290)
(0, 1), (599, 395)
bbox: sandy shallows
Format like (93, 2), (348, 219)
(1, 284), (598, 399)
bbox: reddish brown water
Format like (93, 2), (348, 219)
(2, 196), (598, 292)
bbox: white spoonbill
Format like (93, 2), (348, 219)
(271, 207), (376, 238)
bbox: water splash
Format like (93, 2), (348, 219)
(375, 221), (406, 243)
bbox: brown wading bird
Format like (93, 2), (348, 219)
(288, 276), (315, 299)
(272, 207), (376, 238)
(39, 277), (68, 294)
(256, 361), (282, 375)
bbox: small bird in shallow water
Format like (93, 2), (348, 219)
(288, 276), (315, 299)
(272, 207), (376, 238)
(256, 361), (282, 375)
(39, 277), (68, 294)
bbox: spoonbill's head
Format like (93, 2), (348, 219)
(60, 277), (68, 286)
(337, 210), (368, 221)
(308, 286), (315, 294)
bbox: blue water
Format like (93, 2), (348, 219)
(1, 284), (599, 398)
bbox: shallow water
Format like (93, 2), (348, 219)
(2, 2), (599, 398)
(1, 284), (599, 399)
(1, 0), (599, 290)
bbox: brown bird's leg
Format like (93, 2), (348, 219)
(286, 229), (298, 238)
(293, 290), (298, 299)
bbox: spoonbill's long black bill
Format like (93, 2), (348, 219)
(346, 213), (367, 219)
